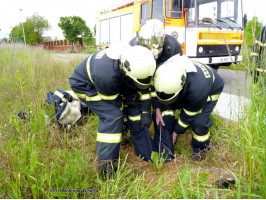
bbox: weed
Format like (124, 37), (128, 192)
(149, 149), (166, 172)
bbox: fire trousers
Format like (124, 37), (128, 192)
(152, 105), (175, 162)
(81, 98), (123, 164)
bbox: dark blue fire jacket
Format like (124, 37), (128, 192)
(69, 50), (138, 105)
(170, 61), (224, 134)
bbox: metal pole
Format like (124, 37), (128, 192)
(20, 9), (26, 45)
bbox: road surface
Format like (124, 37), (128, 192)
(214, 69), (251, 122)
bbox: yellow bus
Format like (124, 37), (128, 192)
(96, 0), (244, 68)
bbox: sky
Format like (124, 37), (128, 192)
(0, 0), (265, 39)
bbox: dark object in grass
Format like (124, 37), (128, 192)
(17, 110), (32, 120)
(214, 178), (235, 188)
(191, 152), (206, 161)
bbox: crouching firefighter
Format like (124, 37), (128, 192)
(69, 44), (156, 177)
(129, 19), (183, 162)
(154, 55), (224, 161)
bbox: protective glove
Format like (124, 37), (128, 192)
(140, 111), (152, 129)
(123, 92), (141, 107)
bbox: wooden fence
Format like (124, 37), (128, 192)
(40, 38), (83, 51)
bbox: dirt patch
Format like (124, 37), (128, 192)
(120, 135), (236, 189)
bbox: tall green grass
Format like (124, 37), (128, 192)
(0, 43), (264, 198)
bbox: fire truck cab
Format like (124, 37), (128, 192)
(96, 0), (244, 68)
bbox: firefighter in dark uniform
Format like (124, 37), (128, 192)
(251, 26), (266, 83)
(129, 19), (183, 161)
(69, 45), (156, 175)
(154, 55), (224, 161)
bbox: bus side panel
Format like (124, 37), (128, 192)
(100, 19), (109, 44)
(185, 28), (197, 57)
(133, 2), (141, 34)
(121, 13), (134, 42)
(164, 27), (185, 44)
(96, 21), (100, 45)
(110, 17), (121, 43)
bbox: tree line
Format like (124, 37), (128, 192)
(7, 14), (96, 49)
(6, 14), (263, 50)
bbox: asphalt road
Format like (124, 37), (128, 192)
(217, 68), (251, 97)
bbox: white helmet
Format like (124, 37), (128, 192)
(120, 45), (156, 89)
(139, 19), (165, 59)
(154, 55), (189, 104)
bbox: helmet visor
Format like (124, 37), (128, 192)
(156, 91), (179, 105)
(139, 35), (164, 58)
(130, 76), (152, 89)
(137, 76), (152, 85)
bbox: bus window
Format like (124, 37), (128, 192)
(152, 0), (164, 22)
(140, 2), (150, 25)
(187, 7), (196, 27)
(165, 0), (183, 18)
(221, 1), (234, 18)
(198, 1), (217, 25)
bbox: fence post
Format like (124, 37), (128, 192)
(79, 38), (83, 48)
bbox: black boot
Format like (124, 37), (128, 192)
(97, 159), (117, 180)
(191, 152), (206, 161)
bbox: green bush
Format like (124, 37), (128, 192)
(244, 16), (262, 48)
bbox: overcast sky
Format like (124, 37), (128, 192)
(0, 0), (265, 39)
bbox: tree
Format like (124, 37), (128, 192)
(244, 16), (262, 48)
(83, 27), (95, 46)
(58, 16), (89, 51)
(26, 14), (50, 44)
(10, 14), (50, 44)
(3, 37), (8, 42)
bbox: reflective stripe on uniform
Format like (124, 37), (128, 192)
(150, 91), (157, 97)
(162, 110), (174, 117)
(139, 93), (151, 100)
(178, 117), (189, 128)
(128, 114), (141, 121)
(54, 91), (67, 102)
(97, 133), (122, 143)
(205, 64), (215, 83)
(86, 95), (101, 101)
(207, 94), (221, 102)
(74, 92), (101, 101)
(74, 92), (118, 101)
(192, 131), (210, 142)
(74, 92), (86, 99)
(183, 108), (202, 116)
(86, 55), (94, 84)
(98, 92), (119, 100)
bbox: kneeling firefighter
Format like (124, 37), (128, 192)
(129, 19), (183, 162)
(154, 55), (224, 161)
(69, 44), (156, 176)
